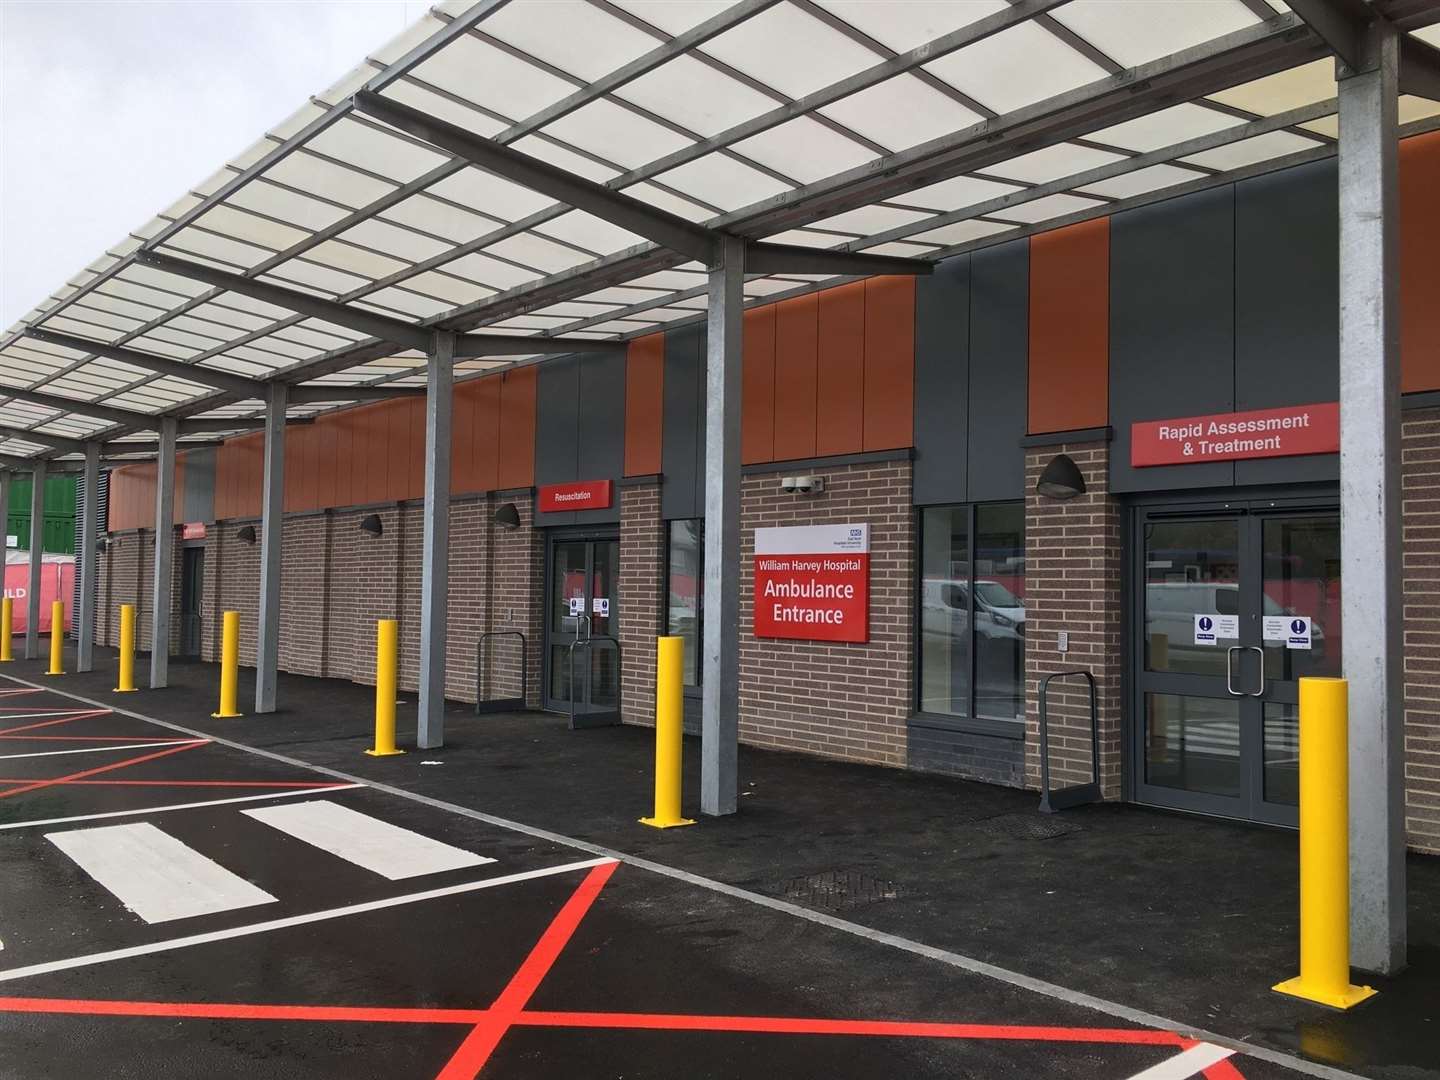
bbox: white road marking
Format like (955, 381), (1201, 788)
(0, 739), (203, 761)
(0, 675), (1370, 1080)
(0, 710), (108, 723)
(0, 784), (365, 831)
(46, 822), (277, 924)
(242, 799), (494, 880)
(0, 857), (615, 983)
(1123, 1043), (1235, 1080)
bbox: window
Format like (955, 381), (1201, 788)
(918, 503), (1025, 723)
(666, 519), (703, 687)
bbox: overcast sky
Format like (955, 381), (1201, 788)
(0, 0), (433, 329)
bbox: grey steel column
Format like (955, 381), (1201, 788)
(1337, 21), (1406, 975)
(149, 418), (177, 688)
(701, 236), (743, 817)
(76, 443), (100, 672)
(417, 330), (455, 750)
(24, 461), (45, 660)
(255, 383), (287, 713)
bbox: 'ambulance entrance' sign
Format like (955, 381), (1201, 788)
(1131, 402), (1338, 467)
(753, 523), (869, 643)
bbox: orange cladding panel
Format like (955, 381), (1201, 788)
(474, 374), (502, 493)
(452, 380), (479, 493)
(862, 277), (915, 451)
(498, 366), (537, 489)
(817, 282), (866, 457)
(1028, 218), (1110, 433)
(171, 457), (186, 526)
(742, 305), (777, 464)
(772, 293), (819, 461)
(1402, 130), (1440, 393)
(316, 418), (338, 511)
(624, 335), (665, 475)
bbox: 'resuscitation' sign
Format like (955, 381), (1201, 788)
(1131, 403), (1338, 467)
(753, 523), (869, 643)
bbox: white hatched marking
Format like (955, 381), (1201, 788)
(46, 822), (276, 924)
(243, 799), (494, 880)
(0, 784), (364, 831)
(1122, 1042), (1235, 1080)
(0, 739), (202, 761)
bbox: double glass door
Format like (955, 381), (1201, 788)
(544, 534), (620, 725)
(1132, 501), (1341, 825)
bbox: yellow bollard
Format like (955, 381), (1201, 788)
(114, 604), (137, 693)
(365, 619), (403, 757)
(211, 610), (242, 718)
(640, 636), (695, 829)
(45, 600), (64, 676)
(0, 596), (12, 662)
(1273, 677), (1377, 1009)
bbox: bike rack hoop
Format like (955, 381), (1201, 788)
(475, 631), (528, 714)
(1037, 669), (1102, 814)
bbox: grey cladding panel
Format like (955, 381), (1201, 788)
(1234, 159), (1339, 487)
(535, 354), (580, 526)
(662, 324), (704, 520)
(181, 447), (216, 524)
(574, 350), (626, 525)
(968, 240), (1028, 503)
(913, 255), (970, 506)
(1110, 185), (1236, 493)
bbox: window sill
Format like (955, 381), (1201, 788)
(907, 712), (1026, 741)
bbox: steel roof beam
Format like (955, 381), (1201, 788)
(1287, 0), (1373, 70)
(23, 328), (261, 398)
(744, 242), (931, 277)
(1399, 33), (1440, 99)
(287, 384), (426, 403)
(0, 385), (156, 428)
(178, 415), (314, 434)
(0, 424), (87, 454)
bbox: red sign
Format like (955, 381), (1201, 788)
(1131, 402), (1339, 467)
(538, 480), (613, 513)
(3, 555), (74, 633)
(753, 524), (870, 644)
(182, 522), (207, 540)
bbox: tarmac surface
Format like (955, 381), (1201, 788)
(0, 649), (1435, 1080)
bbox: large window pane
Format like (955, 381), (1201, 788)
(1145, 692), (1241, 797)
(1261, 516), (1341, 682)
(666, 520), (702, 687)
(919, 507), (972, 717)
(1143, 518), (1240, 677)
(974, 503), (1025, 721)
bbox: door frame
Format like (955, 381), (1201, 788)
(541, 526), (621, 724)
(1121, 483), (1338, 825)
(177, 544), (206, 660)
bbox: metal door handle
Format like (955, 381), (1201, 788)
(1246, 645), (1265, 697)
(1226, 646), (1243, 696)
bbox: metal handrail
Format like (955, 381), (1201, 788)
(1037, 669), (1102, 814)
(475, 631), (527, 714)
(565, 634), (621, 729)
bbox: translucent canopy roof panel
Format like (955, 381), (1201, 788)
(1, 0), (1437, 456)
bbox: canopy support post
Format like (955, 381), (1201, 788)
(76, 443), (100, 673)
(417, 330), (455, 750)
(255, 383), (287, 713)
(149, 418), (176, 688)
(24, 461), (45, 661)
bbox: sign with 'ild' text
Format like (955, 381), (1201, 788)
(753, 523), (869, 644)
(1131, 402), (1338, 467)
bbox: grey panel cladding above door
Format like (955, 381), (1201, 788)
(181, 447), (216, 524)
(913, 254), (971, 506)
(534, 354), (580, 527)
(1110, 184), (1236, 493)
(1234, 159), (1339, 487)
(662, 323), (704, 520)
(967, 239), (1028, 503)
(574, 350), (626, 526)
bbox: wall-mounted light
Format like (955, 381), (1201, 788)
(1035, 453), (1086, 501)
(236, 524), (257, 545)
(493, 502), (521, 531)
(360, 513), (384, 537)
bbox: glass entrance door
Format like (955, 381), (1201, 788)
(544, 534), (620, 725)
(1132, 501), (1340, 825)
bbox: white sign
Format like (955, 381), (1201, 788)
(1262, 616), (1288, 642)
(1194, 614), (1218, 646)
(592, 597), (610, 617)
(1285, 616), (1311, 650)
(568, 596), (584, 616)
(1214, 614), (1239, 639)
(754, 522), (869, 556)
(4, 535), (15, 549)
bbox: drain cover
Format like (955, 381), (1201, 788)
(780, 870), (901, 912)
(976, 813), (1081, 840)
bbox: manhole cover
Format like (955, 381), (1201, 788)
(780, 870), (901, 912)
(975, 813), (1082, 840)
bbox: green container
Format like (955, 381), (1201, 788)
(5, 475), (78, 555)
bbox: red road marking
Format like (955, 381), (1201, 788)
(1203, 1061), (1247, 1080)
(0, 779), (353, 789)
(514, 1012), (1185, 1044)
(0, 734), (201, 742)
(435, 859), (619, 1080)
(0, 741), (206, 800)
(0, 711), (111, 737)
(0, 997), (490, 1024)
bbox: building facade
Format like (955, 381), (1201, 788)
(99, 133), (1440, 854)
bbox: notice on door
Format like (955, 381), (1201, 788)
(1264, 615), (1311, 650)
(753, 524), (869, 644)
(1194, 614), (1238, 645)
(1131, 403), (1339, 467)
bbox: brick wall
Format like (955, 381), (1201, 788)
(737, 459), (915, 767)
(1023, 442), (1123, 799)
(483, 491), (543, 708)
(619, 481), (664, 727)
(1403, 407), (1440, 854)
